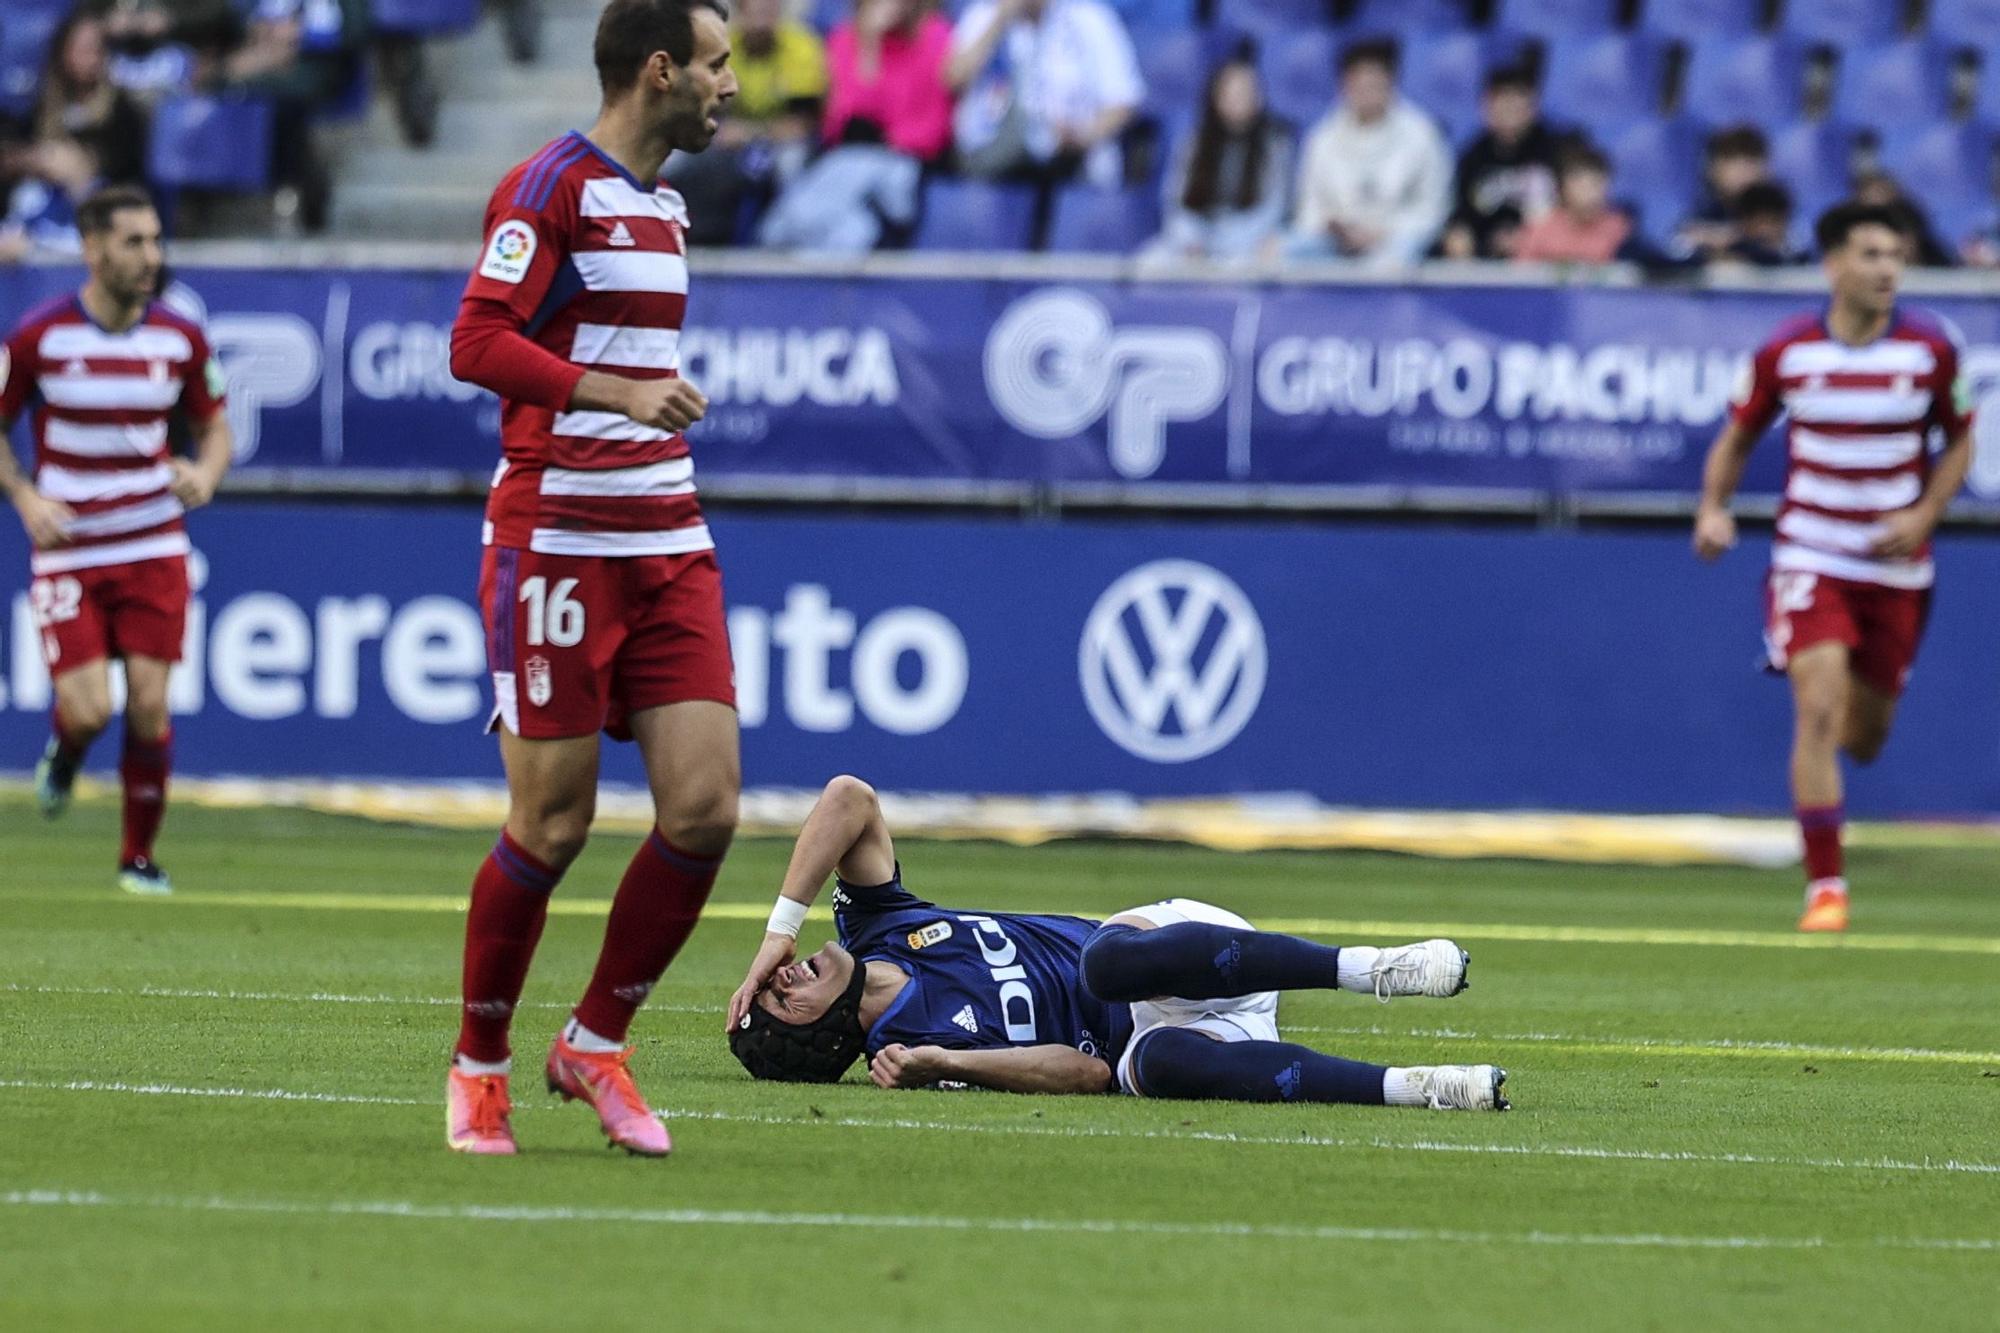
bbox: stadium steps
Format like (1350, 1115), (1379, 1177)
(325, 0), (602, 240)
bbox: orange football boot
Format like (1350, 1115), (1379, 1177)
(446, 1067), (518, 1155)
(545, 1033), (671, 1157)
(1798, 882), (1850, 933)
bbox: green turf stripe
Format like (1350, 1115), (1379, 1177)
(131, 891), (2000, 955)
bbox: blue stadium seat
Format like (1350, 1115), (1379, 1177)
(1345, 0), (1477, 35)
(1768, 120), (1858, 221)
(913, 180), (1038, 251)
(1779, 0), (1901, 47)
(1541, 33), (1671, 134)
(1262, 29), (1341, 132)
(148, 95), (275, 192)
(1400, 31), (1532, 147)
(1639, 0), (1761, 41)
(369, 0), (480, 35)
(1216, 0), (1337, 40)
(1929, 197), (1995, 258)
(1045, 186), (1162, 253)
(1139, 27), (1228, 121)
(0, 2), (65, 119)
(1495, 0), (1618, 40)
(1882, 121), (1997, 208)
(1930, 0), (2000, 49)
(1835, 40), (1953, 129)
(1681, 34), (1808, 129)
(1111, 0), (1199, 28)
(1607, 118), (1706, 243)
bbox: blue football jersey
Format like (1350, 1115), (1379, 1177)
(833, 868), (1132, 1069)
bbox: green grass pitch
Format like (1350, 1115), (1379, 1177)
(3, 791), (1997, 1330)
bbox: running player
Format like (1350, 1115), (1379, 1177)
(725, 777), (1508, 1110)
(442, 0), (740, 1158)
(1694, 202), (1974, 933)
(0, 185), (230, 896)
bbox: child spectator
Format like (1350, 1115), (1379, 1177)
(1513, 145), (1640, 264)
(1440, 66), (1561, 260)
(1675, 125), (1769, 261)
(1721, 181), (1805, 266)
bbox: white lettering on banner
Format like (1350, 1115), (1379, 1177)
(208, 314), (321, 464)
(210, 593), (313, 719)
(350, 322), (482, 403)
(677, 327), (899, 408)
(1961, 347), (2000, 498)
(314, 597), (392, 717)
(727, 586), (967, 737)
(1257, 335), (1744, 427)
(1080, 560), (1266, 764)
(985, 289), (1228, 480)
(381, 598), (485, 724)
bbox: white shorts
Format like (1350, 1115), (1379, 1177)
(1108, 898), (1281, 1096)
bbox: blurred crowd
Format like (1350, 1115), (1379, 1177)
(5, 0), (2000, 268)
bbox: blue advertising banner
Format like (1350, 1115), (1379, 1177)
(7, 265), (2000, 498)
(3, 502), (1996, 816)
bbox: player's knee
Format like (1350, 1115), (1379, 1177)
(660, 786), (737, 857)
(1128, 1027), (1210, 1099)
(124, 696), (171, 742)
(1844, 728), (1888, 765)
(59, 695), (113, 742)
(1080, 923), (1144, 1002)
(823, 773), (877, 813)
(1795, 697), (1843, 746)
(513, 809), (592, 869)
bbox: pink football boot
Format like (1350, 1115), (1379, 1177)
(544, 1034), (671, 1157)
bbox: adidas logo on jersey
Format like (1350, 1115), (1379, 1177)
(606, 221), (636, 248)
(952, 1005), (978, 1033)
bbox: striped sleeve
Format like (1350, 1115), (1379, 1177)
(0, 318), (37, 425)
(179, 324), (226, 422)
(1728, 337), (1784, 438)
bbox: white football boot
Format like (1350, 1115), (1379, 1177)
(1404, 1064), (1509, 1111)
(1368, 939), (1470, 1001)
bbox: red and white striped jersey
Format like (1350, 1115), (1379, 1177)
(0, 296), (224, 577)
(1731, 309), (1973, 590)
(459, 131), (708, 558)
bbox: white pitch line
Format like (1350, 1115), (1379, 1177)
(9, 983), (1995, 1066)
(2, 1189), (1993, 1254)
(4, 1076), (1996, 1179)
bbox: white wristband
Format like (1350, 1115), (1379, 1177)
(766, 897), (810, 939)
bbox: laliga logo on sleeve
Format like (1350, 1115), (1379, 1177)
(984, 289), (1228, 480)
(1079, 560), (1267, 764)
(479, 221), (538, 285)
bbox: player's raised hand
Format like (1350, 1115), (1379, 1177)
(869, 1043), (950, 1090)
(11, 490), (74, 549)
(1870, 506), (1934, 559)
(726, 931), (796, 1032)
(1692, 505), (1737, 561)
(618, 376), (708, 433)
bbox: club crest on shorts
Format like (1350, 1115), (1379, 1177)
(907, 921), (953, 950)
(524, 654), (552, 707)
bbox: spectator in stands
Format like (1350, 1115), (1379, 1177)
(947, 0), (1144, 189)
(1513, 145), (1640, 265)
(33, 9), (151, 186)
(758, 0), (953, 254)
(1851, 169), (1955, 268)
(0, 135), (93, 263)
(1439, 65), (1560, 261)
(1283, 40), (1450, 269)
(670, 0), (827, 245)
(1674, 125), (1770, 262)
(1719, 181), (1805, 267)
(213, 0), (366, 233)
(1141, 45), (1290, 262)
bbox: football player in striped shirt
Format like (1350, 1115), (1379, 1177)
(0, 185), (231, 896)
(442, 0), (739, 1157)
(1694, 203), (1975, 933)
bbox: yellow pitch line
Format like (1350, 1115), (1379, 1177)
(136, 892), (2000, 956)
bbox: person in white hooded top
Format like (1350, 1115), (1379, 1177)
(1282, 39), (1451, 270)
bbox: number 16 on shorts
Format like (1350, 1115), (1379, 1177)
(480, 549), (604, 738)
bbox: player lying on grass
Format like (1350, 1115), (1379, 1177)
(725, 777), (1508, 1109)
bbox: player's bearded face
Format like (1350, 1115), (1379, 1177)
(89, 209), (164, 305)
(757, 941), (854, 1024)
(665, 9), (738, 153)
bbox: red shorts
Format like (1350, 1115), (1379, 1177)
(1764, 569), (1931, 698)
(479, 545), (735, 741)
(29, 555), (189, 676)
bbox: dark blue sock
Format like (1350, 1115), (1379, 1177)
(1080, 922), (1343, 1002)
(1130, 1027), (1387, 1104)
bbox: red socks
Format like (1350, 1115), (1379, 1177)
(572, 830), (721, 1043)
(456, 830), (561, 1064)
(1798, 804), (1845, 888)
(118, 729), (172, 865)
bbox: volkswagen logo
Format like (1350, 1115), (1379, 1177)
(1078, 560), (1267, 763)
